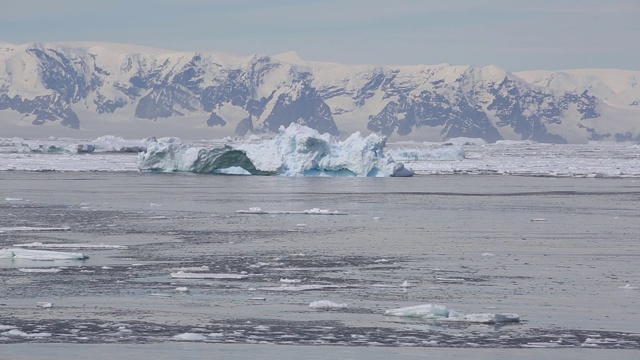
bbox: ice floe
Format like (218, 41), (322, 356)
(170, 272), (249, 279)
(171, 332), (208, 341)
(236, 207), (346, 215)
(36, 302), (53, 309)
(0, 248), (88, 260)
(309, 300), (348, 309)
(384, 304), (520, 324)
(139, 124), (413, 177)
(13, 242), (127, 250)
(18, 268), (61, 273)
(258, 284), (348, 292)
(619, 284), (638, 290)
(0, 226), (70, 232)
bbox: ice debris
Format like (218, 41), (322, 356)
(13, 242), (127, 250)
(36, 302), (53, 309)
(139, 124), (413, 177)
(0, 248), (88, 260)
(236, 207), (346, 215)
(170, 272), (249, 279)
(384, 304), (520, 324)
(309, 300), (349, 309)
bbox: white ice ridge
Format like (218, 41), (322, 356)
(236, 207), (346, 215)
(138, 123), (414, 177)
(309, 300), (349, 309)
(384, 304), (520, 324)
(12, 242), (127, 250)
(0, 248), (88, 260)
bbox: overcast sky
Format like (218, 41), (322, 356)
(2, 0), (638, 71)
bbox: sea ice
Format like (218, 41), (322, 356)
(236, 207), (346, 215)
(384, 304), (520, 324)
(619, 284), (638, 290)
(309, 300), (348, 309)
(258, 284), (348, 292)
(0, 248), (88, 260)
(18, 268), (61, 273)
(171, 333), (208, 341)
(0, 226), (70, 232)
(36, 302), (53, 308)
(13, 242), (127, 250)
(139, 124), (413, 177)
(170, 272), (249, 279)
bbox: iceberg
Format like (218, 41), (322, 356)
(384, 304), (520, 324)
(0, 248), (88, 260)
(138, 124), (414, 177)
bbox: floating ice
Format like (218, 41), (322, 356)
(389, 146), (465, 161)
(309, 300), (348, 309)
(170, 272), (249, 279)
(531, 218), (547, 222)
(4, 197), (23, 201)
(0, 226), (70, 232)
(18, 268), (61, 273)
(280, 278), (301, 283)
(139, 124), (413, 177)
(13, 242), (127, 250)
(36, 302), (53, 308)
(384, 304), (520, 324)
(175, 287), (189, 293)
(171, 332), (208, 341)
(0, 248), (88, 260)
(619, 284), (638, 290)
(2, 329), (52, 338)
(258, 284), (348, 292)
(236, 207), (346, 215)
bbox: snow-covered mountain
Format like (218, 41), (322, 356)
(1, 42), (639, 143)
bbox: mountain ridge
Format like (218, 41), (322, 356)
(1, 41), (639, 142)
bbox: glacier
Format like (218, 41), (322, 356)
(138, 124), (414, 177)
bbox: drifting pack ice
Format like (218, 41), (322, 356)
(138, 124), (414, 177)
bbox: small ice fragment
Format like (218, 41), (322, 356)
(36, 302), (53, 308)
(401, 280), (412, 288)
(250, 297), (266, 301)
(1, 248), (87, 260)
(249, 207), (262, 212)
(171, 332), (207, 341)
(619, 284), (638, 290)
(175, 287), (189, 293)
(482, 253), (496, 257)
(374, 259), (388, 263)
(4, 198), (23, 201)
(170, 272), (249, 279)
(280, 278), (301, 283)
(18, 268), (61, 273)
(530, 218), (547, 222)
(372, 217), (381, 221)
(102, 266), (113, 270)
(150, 203), (163, 207)
(309, 300), (348, 309)
(296, 223), (306, 227)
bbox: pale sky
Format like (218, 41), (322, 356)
(2, 0), (639, 71)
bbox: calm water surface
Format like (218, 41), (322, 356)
(1, 172), (638, 358)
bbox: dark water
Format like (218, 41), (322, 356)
(0, 172), (639, 357)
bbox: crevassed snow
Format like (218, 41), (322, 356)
(138, 124), (414, 177)
(384, 304), (520, 324)
(0, 248), (88, 260)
